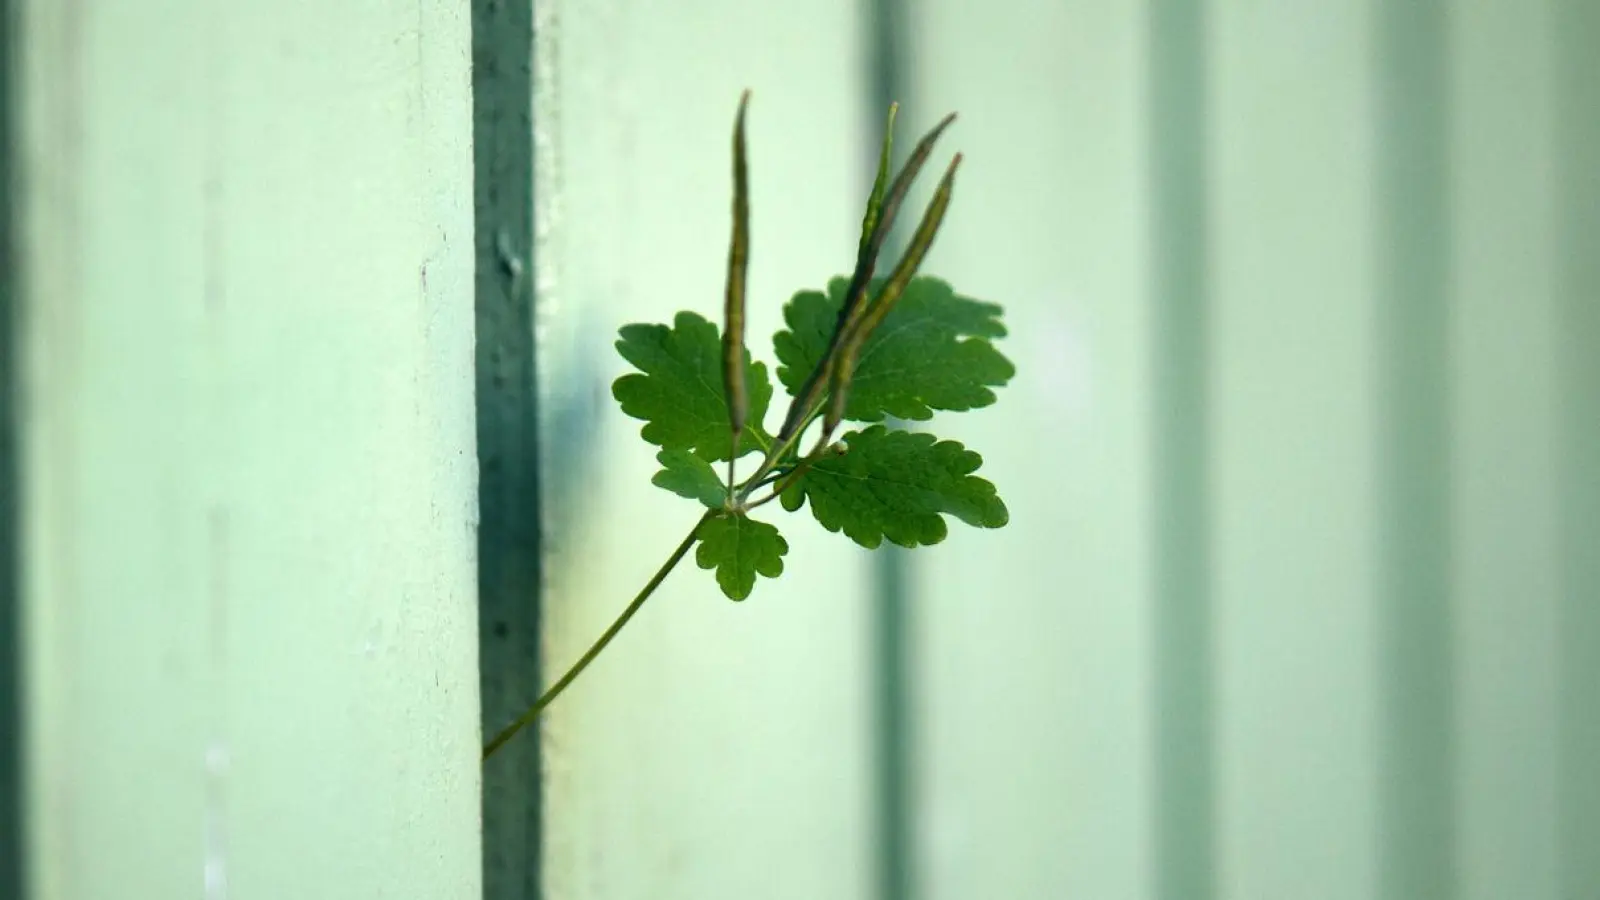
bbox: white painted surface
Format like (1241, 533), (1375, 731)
(18, 1), (482, 898)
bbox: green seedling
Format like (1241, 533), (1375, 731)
(484, 92), (1014, 760)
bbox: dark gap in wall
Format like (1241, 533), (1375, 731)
(1374, 4), (1457, 899)
(0, 0), (25, 893)
(863, 1), (915, 899)
(472, 0), (542, 896)
(1147, 2), (1216, 899)
(1555, 1), (1600, 895)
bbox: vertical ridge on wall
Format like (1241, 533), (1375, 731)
(863, 2), (915, 898)
(474, 0), (542, 895)
(1449, 3), (1562, 894)
(1211, 5), (1381, 895)
(1147, 1), (1216, 898)
(1555, 1), (1600, 895)
(0, 0), (24, 892)
(1373, 3), (1456, 899)
(908, 5), (1155, 896)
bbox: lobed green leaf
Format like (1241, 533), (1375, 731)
(695, 512), (789, 600)
(613, 311), (773, 461)
(780, 424), (1008, 549)
(773, 276), (1014, 423)
(651, 449), (729, 509)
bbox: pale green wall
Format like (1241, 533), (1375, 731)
(532, 2), (1599, 900)
(1452, 4), (1562, 897)
(14, 1), (1597, 899)
(910, 3), (1158, 896)
(533, 3), (878, 898)
(17, 2), (482, 899)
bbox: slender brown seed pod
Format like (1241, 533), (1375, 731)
(722, 90), (752, 461)
(775, 112), (958, 443)
(823, 152), (962, 438)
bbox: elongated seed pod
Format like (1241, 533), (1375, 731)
(775, 112), (958, 443)
(722, 90), (752, 449)
(834, 111), (956, 349)
(823, 153), (962, 437)
(856, 103), (898, 268)
(859, 112), (955, 265)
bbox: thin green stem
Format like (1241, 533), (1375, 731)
(751, 469), (789, 492)
(743, 487), (783, 512)
(735, 402), (826, 504)
(736, 431), (803, 504)
(743, 481), (790, 513)
(482, 510), (713, 760)
(743, 453), (820, 512)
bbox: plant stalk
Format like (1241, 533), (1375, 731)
(482, 510), (713, 760)
(735, 400), (827, 505)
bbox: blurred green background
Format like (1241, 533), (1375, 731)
(10, 1), (1598, 899)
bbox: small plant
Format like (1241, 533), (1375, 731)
(483, 92), (1014, 760)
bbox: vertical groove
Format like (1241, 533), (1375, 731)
(1148, 2), (1215, 899)
(474, 0), (542, 896)
(0, 0), (25, 893)
(1374, 4), (1456, 899)
(864, 1), (914, 898)
(1555, 1), (1600, 895)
